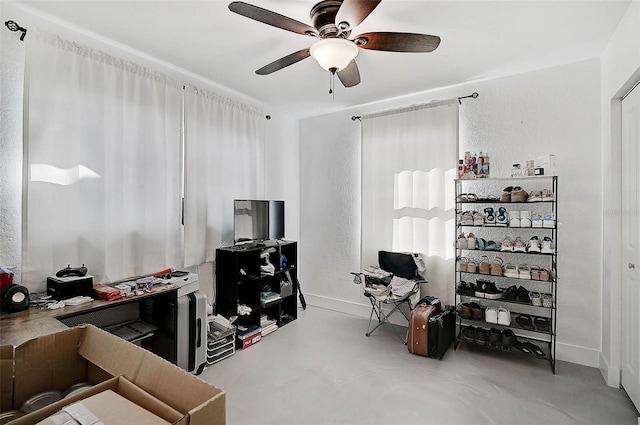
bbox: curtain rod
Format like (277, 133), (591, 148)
(351, 92), (479, 121)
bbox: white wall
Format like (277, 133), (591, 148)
(300, 59), (603, 367)
(600, 1), (640, 387)
(0, 3), (300, 298)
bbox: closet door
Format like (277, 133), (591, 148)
(621, 82), (640, 412)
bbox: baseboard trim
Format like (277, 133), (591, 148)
(306, 293), (602, 368)
(599, 353), (621, 388)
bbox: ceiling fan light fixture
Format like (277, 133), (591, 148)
(309, 38), (359, 72)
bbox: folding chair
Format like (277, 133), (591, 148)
(351, 251), (427, 343)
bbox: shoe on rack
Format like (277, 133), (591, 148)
(465, 282), (476, 296)
(456, 281), (469, 295)
(531, 213), (543, 228)
(542, 293), (553, 308)
(474, 328), (488, 346)
(527, 190), (543, 202)
(501, 329), (517, 349)
(500, 236), (514, 252)
(543, 214), (556, 228)
(467, 259), (478, 273)
(520, 210), (532, 227)
(457, 257), (469, 272)
(463, 326), (476, 343)
(511, 187), (529, 202)
(457, 233), (468, 249)
(518, 341), (545, 357)
(534, 317), (551, 332)
(484, 207), (496, 226)
(485, 306), (498, 324)
(530, 265), (541, 280)
(491, 256), (504, 276)
(503, 285), (518, 301)
(474, 280), (486, 298)
(476, 238), (486, 250)
(488, 328), (502, 347)
(483, 281), (503, 300)
(467, 232), (477, 250)
(503, 262), (519, 278)
(518, 263), (531, 279)
(485, 240), (498, 251)
(497, 307), (511, 326)
(517, 286), (531, 304)
(500, 186), (513, 202)
(541, 236), (555, 254)
(542, 189), (554, 202)
(479, 255), (491, 275)
(527, 236), (541, 253)
(538, 268), (550, 282)
(508, 210), (520, 227)
(470, 302), (484, 320)
(513, 236), (527, 253)
(472, 211), (485, 226)
(515, 314), (535, 330)
(459, 211), (474, 226)
(457, 303), (473, 319)
(496, 207), (508, 227)
(530, 291), (542, 306)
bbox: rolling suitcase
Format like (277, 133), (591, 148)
(407, 297), (441, 356)
(428, 305), (456, 359)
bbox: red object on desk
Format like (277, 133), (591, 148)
(0, 272), (14, 289)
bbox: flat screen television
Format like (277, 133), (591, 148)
(234, 200), (284, 244)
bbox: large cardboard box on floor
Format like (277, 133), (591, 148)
(0, 324), (225, 424)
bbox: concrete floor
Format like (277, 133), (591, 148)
(200, 306), (639, 425)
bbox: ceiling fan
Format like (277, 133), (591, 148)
(228, 0), (441, 89)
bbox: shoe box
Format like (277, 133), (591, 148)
(0, 324), (225, 425)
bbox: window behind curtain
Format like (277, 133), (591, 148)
(361, 100), (458, 297)
(24, 33), (183, 286)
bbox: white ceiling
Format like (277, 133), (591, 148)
(12, 0), (631, 118)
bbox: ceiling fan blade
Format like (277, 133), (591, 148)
(337, 60), (361, 88)
(335, 0), (381, 29)
(229, 2), (318, 36)
(256, 48), (311, 75)
(354, 32), (441, 52)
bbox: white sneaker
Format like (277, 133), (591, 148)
(485, 307), (498, 324)
(531, 213), (543, 228)
(467, 232), (477, 250)
(495, 207), (508, 227)
(513, 236), (527, 253)
(527, 236), (541, 253)
(508, 210), (520, 227)
(497, 307), (511, 326)
(520, 210), (532, 228)
(459, 211), (474, 226)
(542, 189), (554, 202)
(541, 237), (555, 254)
(543, 213), (556, 228)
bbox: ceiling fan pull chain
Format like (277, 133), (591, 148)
(329, 67), (336, 99)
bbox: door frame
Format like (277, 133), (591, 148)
(603, 68), (640, 390)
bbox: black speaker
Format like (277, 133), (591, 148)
(1, 284), (29, 313)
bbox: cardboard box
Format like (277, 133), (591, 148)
(0, 325), (225, 425)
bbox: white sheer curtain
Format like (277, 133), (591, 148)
(183, 87), (265, 266)
(24, 33), (183, 286)
(361, 100), (458, 294)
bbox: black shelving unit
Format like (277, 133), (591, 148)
(454, 176), (558, 373)
(215, 240), (298, 347)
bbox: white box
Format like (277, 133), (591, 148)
(535, 154), (556, 176)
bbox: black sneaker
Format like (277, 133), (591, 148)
(456, 281), (469, 295)
(475, 280), (486, 298)
(488, 328), (502, 347)
(503, 285), (518, 301)
(502, 329), (517, 349)
(465, 282), (476, 296)
(483, 281), (503, 300)
(475, 328), (488, 346)
(463, 326), (476, 343)
(517, 286), (531, 303)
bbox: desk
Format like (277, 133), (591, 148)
(0, 284), (179, 363)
